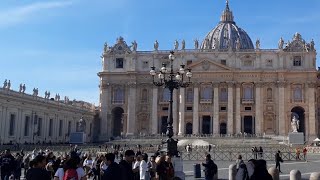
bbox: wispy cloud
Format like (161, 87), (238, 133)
(0, 1), (72, 28)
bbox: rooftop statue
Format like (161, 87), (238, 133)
(256, 39), (260, 49)
(236, 38), (241, 50)
(174, 40), (179, 50)
(194, 39), (199, 49)
(278, 37), (284, 49)
(103, 42), (108, 52)
(3, 79), (7, 89)
(131, 40), (137, 51)
(154, 40), (159, 51)
(181, 39), (185, 50)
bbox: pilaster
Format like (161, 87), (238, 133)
(178, 88), (185, 135)
(235, 83), (241, 134)
(173, 90), (178, 135)
(151, 87), (158, 134)
(193, 83), (200, 134)
(126, 83), (136, 136)
(213, 83), (219, 134)
(277, 81), (286, 135)
(308, 82), (316, 139)
(255, 82), (263, 134)
(227, 82), (234, 135)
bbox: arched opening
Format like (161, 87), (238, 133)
(220, 123), (227, 135)
(244, 116), (253, 134)
(202, 116), (211, 134)
(112, 107), (124, 137)
(186, 123), (193, 135)
(160, 116), (168, 134)
(291, 106), (305, 134)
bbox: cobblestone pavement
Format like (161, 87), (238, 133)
(183, 154), (320, 180)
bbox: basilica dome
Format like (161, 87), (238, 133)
(200, 1), (254, 50)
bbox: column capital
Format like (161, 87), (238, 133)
(100, 82), (111, 89)
(127, 82), (137, 88)
(212, 82), (220, 88)
(276, 81), (287, 88)
(255, 81), (264, 88)
(193, 82), (201, 88)
(235, 82), (241, 88)
(226, 81), (235, 88)
(307, 82), (317, 88)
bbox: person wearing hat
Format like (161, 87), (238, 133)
(202, 154), (217, 180)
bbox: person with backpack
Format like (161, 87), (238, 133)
(54, 155), (87, 180)
(202, 154), (217, 180)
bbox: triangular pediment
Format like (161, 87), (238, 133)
(187, 59), (233, 71)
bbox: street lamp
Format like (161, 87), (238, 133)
(150, 51), (192, 156)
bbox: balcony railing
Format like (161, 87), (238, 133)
(242, 98), (254, 104)
(200, 99), (212, 104)
(112, 100), (125, 104)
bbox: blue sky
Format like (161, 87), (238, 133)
(0, 0), (319, 104)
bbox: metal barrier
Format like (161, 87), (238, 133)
(181, 151), (296, 161)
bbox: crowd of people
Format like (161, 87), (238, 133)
(0, 146), (178, 180)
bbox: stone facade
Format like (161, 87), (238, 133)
(98, 2), (319, 141)
(0, 85), (95, 144)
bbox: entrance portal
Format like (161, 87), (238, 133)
(186, 123), (193, 135)
(220, 123), (227, 134)
(244, 116), (253, 134)
(291, 106), (305, 134)
(160, 116), (168, 134)
(202, 116), (211, 134)
(112, 107), (124, 137)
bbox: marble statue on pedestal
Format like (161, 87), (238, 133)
(194, 39), (199, 49)
(181, 39), (185, 50)
(256, 39), (260, 49)
(19, 84), (23, 93)
(22, 84), (26, 93)
(3, 79), (7, 89)
(278, 37), (284, 49)
(154, 40), (159, 51)
(291, 116), (300, 133)
(131, 40), (137, 51)
(174, 40), (179, 50)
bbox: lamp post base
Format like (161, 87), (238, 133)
(162, 137), (178, 157)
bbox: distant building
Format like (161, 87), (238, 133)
(0, 85), (95, 144)
(99, 2), (318, 141)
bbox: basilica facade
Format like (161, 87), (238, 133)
(98, 2), (319, 141)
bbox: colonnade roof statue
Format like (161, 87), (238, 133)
(200, 0), (254, 50)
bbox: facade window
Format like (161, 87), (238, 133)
(220, 106), (227, 111)
(49, 119), (53, 137)
(68, 121), (71, 135)
(116, 58), (124, 68)
(24, 116), (30, 136)
(221, 59), (226, 65)
(201, 86), (212, 100)
(141, 89), (148, 103)
(186, 107), (193, 111)
(187, 60), (192, 66)
(220, 88), (228, 102)
(162, 88), (170, 102)
(245, 107), (251, 111)
(186, 88), (193, 103)
(142, 61), (149, 69)
(113, 87), (125, 103)
(37, 118), (42, 136)
(294, 86), (302, 101)
(266, 59), (273, 67)
(9, 114), (15, 136)
(293, 56), (301, 66)
(59, 120), (63, 136)
(267, 88), (273, 100)
(243, 86), (253, 99)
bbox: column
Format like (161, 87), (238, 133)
(235, 83), (241, 134)
(173, 90), (178, 135)
(100, 81), (110, 139)
(277, 82), (286, 135)
(308, 82), (316, 139)
(255, 82), (263, 135)
(151, 87), (158, 134)
(178, 88), (185, 135)
(227, 82), (234, 135)
(193, 85), (199, 134)
(213, 83), (219, 134)
(126, 83), (136, 136)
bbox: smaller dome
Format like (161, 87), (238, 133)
(200, 1), (254, 50)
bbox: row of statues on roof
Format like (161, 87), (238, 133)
(2, 79), (72, 104)
(103, 36), (315, 52)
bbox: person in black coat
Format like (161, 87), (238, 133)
(119, 150), (136, 180)
(275, 150), (283, 173)
(0, 149), (16, 180)
(102, 153), (121, 180)
(202, 154), (217, 180)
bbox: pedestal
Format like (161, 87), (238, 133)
(173, 157), (185, 180)
(69, 132), (86, 144)
(288, 132), (304, 145)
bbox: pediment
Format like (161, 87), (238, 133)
(108, 36), (132, 55)
(187, 59), (233, 71)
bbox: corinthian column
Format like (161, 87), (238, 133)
(235, 83), (241, 134)
(255, 82), (263, 135)
(277, 81), (286, 136)
(308, 82), (316, 139)
(126, 83), (136, 136)
(193, 84), (199, 134)
(213, 83), (219, 134)
(227, 82), (234, 135)
(178, 88), (185, 135)
(100, 82), (110, 138)
(172, 90), (178, 135)
(151, 87), (158, 134)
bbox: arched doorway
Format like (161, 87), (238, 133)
(112, 107), (124, 137)
(244, 116), (253, 134)
(291, 106), (305, 133)
(220, 123), (227, 135)
(160, 116), (168, 134)
(186, 123), (193, 135)
(202, 116), (211, 134)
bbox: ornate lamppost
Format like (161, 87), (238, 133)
(150, 51), (192, 156)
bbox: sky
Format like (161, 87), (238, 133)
(0, 0), (319, 105)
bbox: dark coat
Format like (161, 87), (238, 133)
(102, 162), (121, 180)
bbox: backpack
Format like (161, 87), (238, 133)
(63, 169), (78, 180)
(212, 163), (218, 175)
